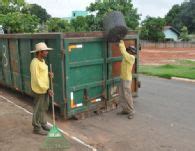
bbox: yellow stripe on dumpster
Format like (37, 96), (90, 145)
(68, 44), (83, 52)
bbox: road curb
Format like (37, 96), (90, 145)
(171, 77), (195, 83)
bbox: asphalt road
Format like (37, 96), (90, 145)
(59, 75), (195, 151)
(0, 75), (195, 151)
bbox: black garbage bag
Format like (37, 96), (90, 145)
(103, 11), (128, 42)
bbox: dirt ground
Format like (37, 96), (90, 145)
(140, 48), (195, 65)
(0, 89), (91, 151)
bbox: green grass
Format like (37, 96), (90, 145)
(139, 60), (195, 79)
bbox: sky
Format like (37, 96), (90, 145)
(25, 0), (185, 20)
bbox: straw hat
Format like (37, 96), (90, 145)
(31, 42), (53, 53)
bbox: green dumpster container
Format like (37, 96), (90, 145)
(0, 31), (140, 119)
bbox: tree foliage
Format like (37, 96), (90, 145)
(0, 0), (25, 14)
(0, 0), (52, 33)
(0, 0), (25, 6)
(140, 16), (165, 41)
(86, 0), (140, 31)
(24, 4), (51, 23)
(165, 0), (195, 33)
(165, 4), (181, 25)
(180, 26), (190, 41)
(70, 16), (89, 32)
(46, 18), (73, 32)
(0, 12), (39, 33)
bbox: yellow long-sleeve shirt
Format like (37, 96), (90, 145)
(119, 40), (135, 81)
(30, 58), (49, 94)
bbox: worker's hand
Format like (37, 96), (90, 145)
(48, 89), (54, 97)
(120, 40), (124, 44)
(119, 40), (125, 49)
(49, 72), (54, 79)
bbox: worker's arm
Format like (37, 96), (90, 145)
(119, 40), (135, 64)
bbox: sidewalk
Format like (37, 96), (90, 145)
(0, 96), (91, 151)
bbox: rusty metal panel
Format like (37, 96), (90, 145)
(106, 35), (139, 100)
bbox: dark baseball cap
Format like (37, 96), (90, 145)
(126, 46), (137, 54)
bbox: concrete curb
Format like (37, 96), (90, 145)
(171, 77), (195, 83)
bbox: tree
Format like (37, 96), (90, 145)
(85, 15), (102, 31)
(24, 4), (51, 23)
(165, 4), (181, 25)
(87, 0), (140, 31)
(179, 0), (195, 33)
(70, 16), (89, 32)
(0, 5), (19, 14)
(140, 16), (165, 41)
(165, 0), (195, 33)
(0, 12), (39, 33)
(180, 26), (190, 41)
(46, 18), (73, 32)
(0, 0), (25, 6)
(0, 0), (25, 14)
(0, 0), (25, 12)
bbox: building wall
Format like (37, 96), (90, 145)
(72, 11), (88, 18)
(163, 29), (178, 41)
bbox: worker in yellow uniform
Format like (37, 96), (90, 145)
(30, 42), (53, 135)
(118, 40), (136, 119)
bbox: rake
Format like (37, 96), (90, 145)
(40, 64), (69, 151)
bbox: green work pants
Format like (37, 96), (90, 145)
(32, 93), (49, 130)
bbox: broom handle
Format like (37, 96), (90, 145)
(50, 64), (55, 126)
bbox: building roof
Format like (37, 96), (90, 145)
(164, 26), (180, 35)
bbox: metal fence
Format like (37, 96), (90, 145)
(141, 40), (195, 49)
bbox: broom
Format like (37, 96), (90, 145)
(40, 64), (69, 151)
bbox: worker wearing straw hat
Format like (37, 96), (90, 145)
(117, 40), (136, 119)
(30, 42), (53, 135)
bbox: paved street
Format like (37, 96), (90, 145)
(1, 75), (195, 151)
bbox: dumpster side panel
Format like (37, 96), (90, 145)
(0, 34), (65, 114)
(0, 39), (12, 86)
(9, 39), (23, 90)
(19, 39), (32, 95)
(64, 38), (106, 117)
(46, 38), (65, 109)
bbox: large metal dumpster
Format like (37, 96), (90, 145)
(0, 32), (140, 119)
